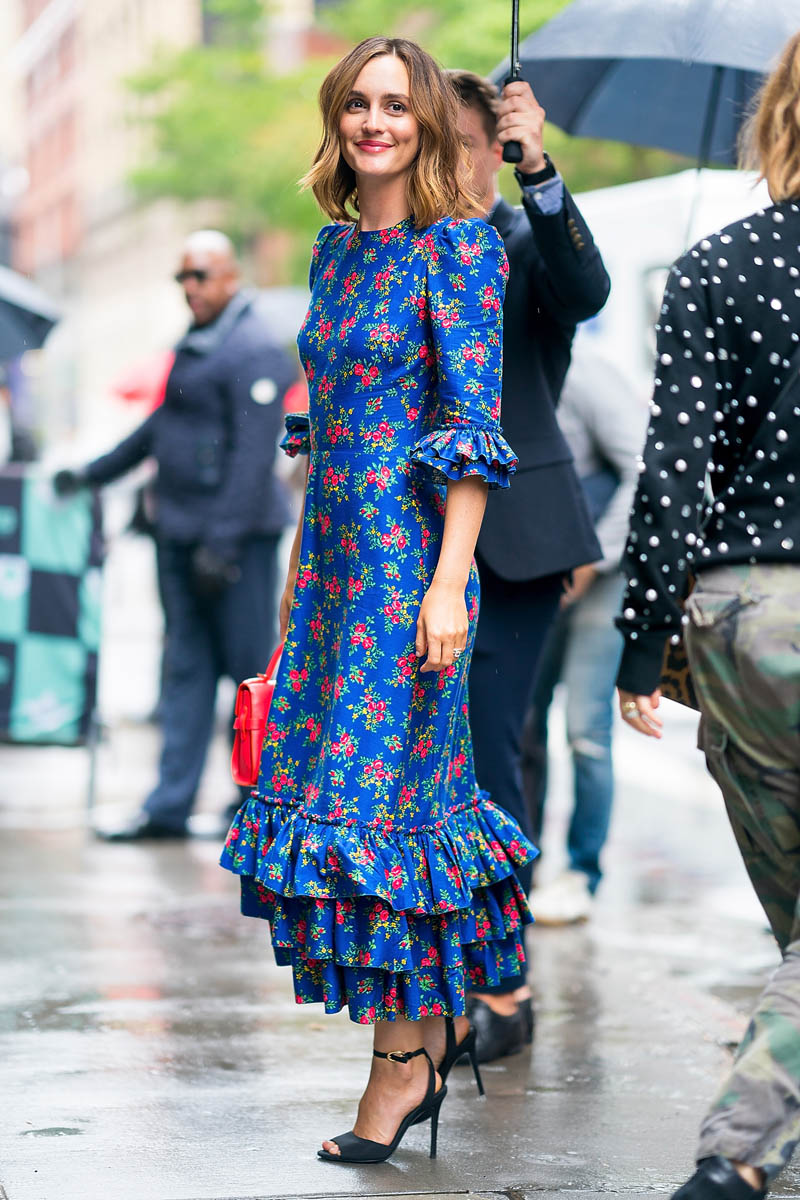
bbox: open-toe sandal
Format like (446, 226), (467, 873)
(317, 1046), (447, 1163)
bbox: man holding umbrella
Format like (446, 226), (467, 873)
(448, 69), (610, 1060)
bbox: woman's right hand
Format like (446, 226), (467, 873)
(279, 570), (297, 642)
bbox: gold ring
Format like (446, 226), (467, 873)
(622, 701), (639, 715)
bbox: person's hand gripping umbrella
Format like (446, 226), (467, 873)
(497, 0), (549, 178)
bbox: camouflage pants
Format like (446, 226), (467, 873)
(685, 564), (800, 1182)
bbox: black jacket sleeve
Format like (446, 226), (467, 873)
(521, 186), (610, 327)
(203, 345), (295, 554)
(84, 412), (157, 486)
(616, 253), (717, 694)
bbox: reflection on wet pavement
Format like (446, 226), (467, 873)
(2, 785), (795, 1200)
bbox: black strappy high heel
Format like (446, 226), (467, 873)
(317, 1046), (447, 1164)
(440, 1015), (485, 1094)
(411, 1016), (485, 1127)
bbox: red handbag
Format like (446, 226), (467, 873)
(231, 643), (283, 787)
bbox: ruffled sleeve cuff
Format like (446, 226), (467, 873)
(410, 425), (518, 489)
(280, 411), (310, 458)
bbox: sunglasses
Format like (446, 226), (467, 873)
(174, 268), (213, 284)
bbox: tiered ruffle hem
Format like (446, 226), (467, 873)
(221, 790), (535, 1023)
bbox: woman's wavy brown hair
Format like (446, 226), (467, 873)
(301, 36), (483, 228)
(740, 31), (800, 202)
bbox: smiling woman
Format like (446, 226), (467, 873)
(220, 36), (532, 1167)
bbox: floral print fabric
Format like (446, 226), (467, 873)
(221, 215), (535, 1023)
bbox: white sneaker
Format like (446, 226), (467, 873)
(530, 870), (593, 926)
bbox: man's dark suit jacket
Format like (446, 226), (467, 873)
(480, 192), (611, 581)
(85, 292), (295, 555)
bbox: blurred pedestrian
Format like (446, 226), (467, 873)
(220, 37), (536, 1163)
(55, 230), (295, 840)
(522, 347), (647, 924)
(617, 33), (800, 1200)
(448, 69), (609, 1061)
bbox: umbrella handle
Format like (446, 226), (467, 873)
(502, 57), (523, 163)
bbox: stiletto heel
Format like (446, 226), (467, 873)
(317, 1046), (447, 1164)
(465, 1038), (485, 1097)
(441, 1016), (485, 1095)
(429, 1086), (446, 1159)
(410, 1016), (484, 1127)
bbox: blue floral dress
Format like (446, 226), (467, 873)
(221, 215), (537, 1023)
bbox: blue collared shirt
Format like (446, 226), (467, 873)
(488, 172), (565, 221)
(519, 172), (564, 215)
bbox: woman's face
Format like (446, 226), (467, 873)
(338, 54), (420, 184)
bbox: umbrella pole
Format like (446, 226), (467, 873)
(685, 170), (704, 251)
(503, 0), (523, 164)
(699, 65), (724, 168)
(685, 65), (725, 247)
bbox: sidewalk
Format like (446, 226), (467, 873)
(2, 532), (799, 1200)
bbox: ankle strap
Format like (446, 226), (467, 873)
(373, 1046), (427, 1064)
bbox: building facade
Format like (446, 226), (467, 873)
(3, 0), (313, 452)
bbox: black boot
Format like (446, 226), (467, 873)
(464, 995), (526, 1063)
(519, 995), (535, 1043)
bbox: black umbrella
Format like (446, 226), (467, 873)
(0, 264), (60, 360)
(495, 0), (800, 165)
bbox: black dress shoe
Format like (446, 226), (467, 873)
(93, 813), (187, 842)
(519, 995), (535, 1043)
(464, 994), (526, 1063)
(672, 1157), (767, 1199)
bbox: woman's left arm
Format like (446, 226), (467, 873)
(416, 476), (487, 672)
(411, 219), (513, 670)
(615, 251), (718, 704)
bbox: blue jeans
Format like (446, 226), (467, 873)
(522, 570), (626, 893)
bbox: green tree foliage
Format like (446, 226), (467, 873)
(128, 1), (326, 272)
(128, 0), (688, 281)
(324, 0), (565, 71)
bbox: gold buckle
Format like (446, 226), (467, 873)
(385, 1051), (408, 1063)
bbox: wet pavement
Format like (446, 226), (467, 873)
(2, 531), (800, 1200)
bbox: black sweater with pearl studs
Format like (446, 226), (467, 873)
(617, 201), (800, 695)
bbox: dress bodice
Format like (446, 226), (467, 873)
(293, 215), (516, 487)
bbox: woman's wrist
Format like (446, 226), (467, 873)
(430, 570), (468, 594)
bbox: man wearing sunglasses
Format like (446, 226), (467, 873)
(55, 230), (296, 841)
